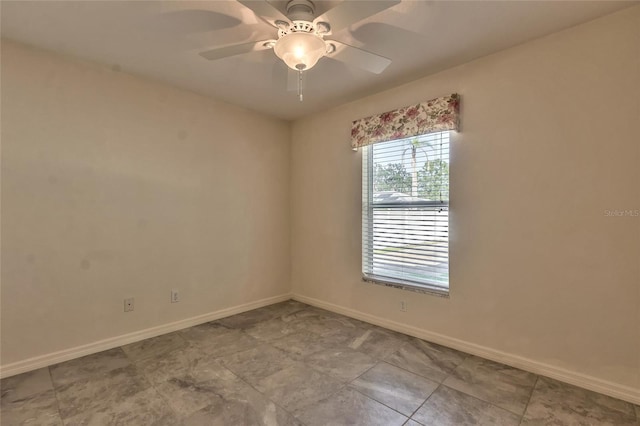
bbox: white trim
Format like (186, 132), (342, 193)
(291, 293), (640, 405)
(0, 293), (292, 379)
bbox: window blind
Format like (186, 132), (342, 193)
(362, 131), (450, 292)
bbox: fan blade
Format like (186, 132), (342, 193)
(238, 0), (290, 28)
(326, 40), (391, 74)
(199, 40), (275, 61)
(314, 0), (400, 34)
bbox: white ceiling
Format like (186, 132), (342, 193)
(1, 0), (635, 120)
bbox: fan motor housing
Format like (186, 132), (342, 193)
(286, 0), (315, 22)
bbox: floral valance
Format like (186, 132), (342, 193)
(351, 93), (460, 150)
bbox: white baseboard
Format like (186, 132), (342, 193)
(0, 293), (292, 379)
(292, 293), (640, 405)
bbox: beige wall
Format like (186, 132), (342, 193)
(1, 40), (291, 365)
(291, 5), (639, 393)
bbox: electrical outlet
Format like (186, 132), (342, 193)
(171, 289), (179, 303)
(400, 300), (407, 312)
(124, 298), (134, 312)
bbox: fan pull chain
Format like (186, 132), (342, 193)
(298, 69), (304, 102)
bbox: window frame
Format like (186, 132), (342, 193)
(362, 133), (450, 297)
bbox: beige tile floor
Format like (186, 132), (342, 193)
(1, 300), (639, 425)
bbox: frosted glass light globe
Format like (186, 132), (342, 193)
(274, 32), (326, 71)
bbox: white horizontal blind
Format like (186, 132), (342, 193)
(362, 132), (450, 291)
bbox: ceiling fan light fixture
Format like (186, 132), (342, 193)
(274, 32), (326, 71)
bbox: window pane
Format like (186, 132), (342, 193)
(363, 132), (450, 291)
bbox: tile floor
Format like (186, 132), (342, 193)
(1, 300), (639, 425)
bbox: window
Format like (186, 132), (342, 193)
(353, 93), (459, 294)
(362, 131), (450, 294)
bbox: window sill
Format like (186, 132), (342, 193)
(362, 275), (450, 298)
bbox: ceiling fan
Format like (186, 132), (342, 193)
(199, 0), (400, 100)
